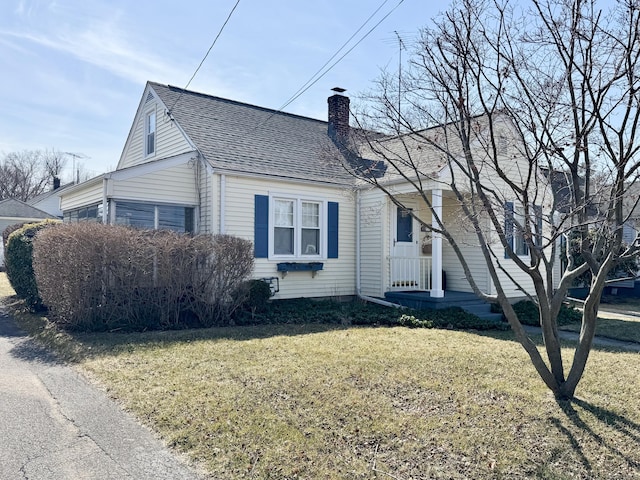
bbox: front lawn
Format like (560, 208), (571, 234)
(67, 326), (640, 479)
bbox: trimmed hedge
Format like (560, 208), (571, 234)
(4, 219), (60, 310)
(33, 223), (254, 331)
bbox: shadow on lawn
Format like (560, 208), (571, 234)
(47, 322), (352, 363)
(551, 397), (640, 473)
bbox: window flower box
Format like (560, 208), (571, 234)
(277, 262), (324, 278)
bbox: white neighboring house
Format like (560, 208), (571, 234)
(27, 180), (74, 218)
(0, 199), (56, 268)
(59, 81), (551, 305)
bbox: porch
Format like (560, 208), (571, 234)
(385, 256), (501, 321)
(384, 289), (502, 321)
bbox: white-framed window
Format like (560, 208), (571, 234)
(113, 201), (195, 233)
(145, 110), (156, 157)
(270, 196), (325, 259)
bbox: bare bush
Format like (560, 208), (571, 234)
(33, 223), (254, 331)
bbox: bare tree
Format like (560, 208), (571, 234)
(338, 0), (640, 399)
(43, 148), (68, 182)
(0, 149), (68, 201)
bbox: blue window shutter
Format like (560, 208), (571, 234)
(534, 204), (543, 249)
(328, 202), (339, 258)
(254, 195), (269, 258)
(504, 201), (514, 258)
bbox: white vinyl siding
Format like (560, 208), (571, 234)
(440, 204), (490, 293)
(222, 175), (356, 300)
(118, 94), (193, 169)
(60, 181), (103, 211)
(111, 163), (197, 205)
(359, 192), (386, 297)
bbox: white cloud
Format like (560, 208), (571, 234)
(0, 24), (187, 86)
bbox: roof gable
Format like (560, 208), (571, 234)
(0, 198), (56, 219)
(117, 83), (195, 170)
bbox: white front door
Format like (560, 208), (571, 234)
(391, 205), (420, 289)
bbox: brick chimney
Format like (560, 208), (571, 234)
(53, 176), (61, 190)
(328, 88), (350, 145)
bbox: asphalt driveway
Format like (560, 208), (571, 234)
(0, 306), (203, 480)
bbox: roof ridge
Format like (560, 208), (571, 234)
(149, 81), (328, 125)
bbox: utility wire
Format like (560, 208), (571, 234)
(277, 0), (404, 112)
(276, 0), (392, 113)
(168, 0), (241, 113)
(253, 0), (404, 131)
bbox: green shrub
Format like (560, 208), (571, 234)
(242, 279), (273, 313)
(235, 298), (510, 331)
(4, 219), (59, 310)
(2, 222), (28, 248)
(495, 300), (582, 326)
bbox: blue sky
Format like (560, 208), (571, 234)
(0, 0), (442, 178)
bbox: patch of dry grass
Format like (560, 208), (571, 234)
(2, 273), (640, 479)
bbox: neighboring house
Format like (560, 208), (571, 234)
(59, 81), (547, 303)
(0, 198), (56, 268)
(546, 170), (640, 294)
(27, 179), (74, 218)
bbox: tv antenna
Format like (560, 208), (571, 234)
(394, 31), (406, 130)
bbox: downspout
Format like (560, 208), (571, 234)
(220, 174), (226, 234)
(102, 176), (110, 224)
(356, 189), (361, 295)
(358, 294), (405, 309)
(197, 154), (215, 234)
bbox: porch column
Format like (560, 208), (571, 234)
(431, 189), (444, 298)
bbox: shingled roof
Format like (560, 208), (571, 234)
(0, 198), (56, 219)
(149, 82), (355, 186)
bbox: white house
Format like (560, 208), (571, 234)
(60, 82), (549, 310)
(27, 179), (73, 218)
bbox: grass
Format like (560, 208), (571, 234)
(2, 274), (640, 479)
(560, 296), (640, 344)
(600, 295), (640, 313)
(559, 313), (640, 344)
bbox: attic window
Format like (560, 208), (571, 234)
(145, 91), (155, 103)
(145, 110), (156, 157)
(498, 134), (508, 155)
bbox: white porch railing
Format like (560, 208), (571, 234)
(388, 256), (432, 290)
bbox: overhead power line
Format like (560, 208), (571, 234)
(168, 0), (242, 113)
(275, 0), (405, 114)
(276, 0), (393, 113)
(252, 0), (405, 132)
